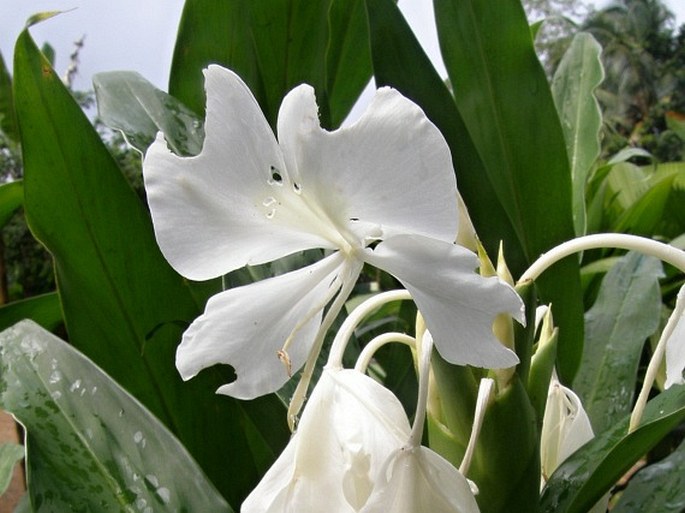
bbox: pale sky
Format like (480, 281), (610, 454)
(0, 0), (684, 95)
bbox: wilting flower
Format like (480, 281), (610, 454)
(143, 65), (524, 399)
(241, 368), (411, 512)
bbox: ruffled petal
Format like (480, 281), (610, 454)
(360, 446), (480, 513)
(242, 368), (411, 512)
(143, 65), (331, 281)
(364, 235), (524, 368)
(176, 252), (347, 399)
(276, 85), (458, 244)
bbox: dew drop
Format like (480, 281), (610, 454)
(69, 379), (82, 392)
(262, 196), (277, 207)
(51, 391), (62, 400)
(265, 209), (276, 219)
(268, 165), (284, 185)
(293, 182), (302, 194)
(156, 487), (171, 504)
(49, 370), (62, 384)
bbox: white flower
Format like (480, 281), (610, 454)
(240, 368), (411, 512)
(359, 446), (480, 513)
(143, 65), (524, 399)
(540, 375), (608, 513)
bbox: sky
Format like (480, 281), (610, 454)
(1, 0), (684, 96)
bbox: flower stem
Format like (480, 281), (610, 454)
(518, 234), (685, 284)
(629, 284), (685, 432)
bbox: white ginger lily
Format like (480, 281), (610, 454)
(241, 368), (411, 513)
(143, 64), (524, 400)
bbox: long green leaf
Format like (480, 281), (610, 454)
(364, 0), (527, 270)
(93, 71), (204, 156)
(552, 32), (604, 236)
(13, 25), (288, 506)
(0, 292), (62, 332)
(169, 0), (371, 129)
(0, 320), (232, 512)
(612, 438), (685, 512)
(573, 252), (663, 433)
(434, 0), (583, 380)
(540, 384), (685, 513)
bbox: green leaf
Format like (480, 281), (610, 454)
(433, 0), (584, 381)
(540, 384), (685, 513)
(0, 320), (232, 512)
(612, 438), (685, 512)
(551, 32), (604, 236)
(93, 71), (204, 156)
(13, 26), (288, 506)
(0, 181), (23, 228)
(169, 0), (371, 129)
(364, 0), (527, 272)
(573, 252), (663, 433)
(0, 51), (18, 142)
(470, 378), (540, 513)
(0, 443), (24, 496)
(0, 292), (62, 332)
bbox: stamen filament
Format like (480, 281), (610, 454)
(629, 284), (685, 432)
(354, 333), (416, 373)
(459, 378), (495, 476)
(287, 262), (363, 430)
(408, 331), (434, 448)
(327, 289), (412, 369)
(519, 233), (685, 285)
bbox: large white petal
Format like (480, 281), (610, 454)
(364, 235), (524, 368)
(176, 252), (347, 399)
(143, 65), (331, 281)
(360, 446), (480, 513)
(241, 368), (411, 512)
(276, 85), (458, 244)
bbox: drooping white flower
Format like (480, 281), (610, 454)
(240, 368), (411, 512)
(143, 65), (524, 399)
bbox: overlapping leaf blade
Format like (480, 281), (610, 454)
(434, 0), (584, 380)
(573, 252), (663, 433)
(169, 0), (371, 129)
(0, 320), (232, 512)
(13, 26), (288, 507)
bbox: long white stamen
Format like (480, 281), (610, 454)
(408, 331), (434, 447)
(629, 284), (685, 432)
(326, 289), (413, 369)
(354, 333), (417, 373)
(519, 233), (685, 284)
(459, 378), (495, 476)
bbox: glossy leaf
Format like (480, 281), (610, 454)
(612, 438), (685, 513)
(13, 26), (288, 506)
(0, 320), (232, 512)
(0, 292), (62, 333)
(433, 0), (584, 381)
(552, 32), (604, 236)
(0, 181), (23, 228)
(93, 71), (204, 156)
(0, 443), (24, 496)
(574, 252), (663, 433)
(540, 384), (685, 513)
(169, 0), (371, 129)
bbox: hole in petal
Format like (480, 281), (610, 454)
(269, 165), (284, 185)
